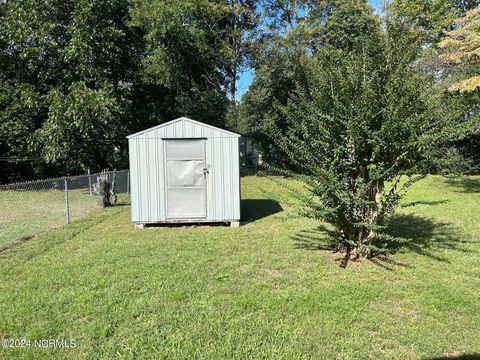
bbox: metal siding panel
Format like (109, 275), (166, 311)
(152, 128), (164, 221)
(222, 137), (232, 220)
(219, 137), (226, 220)
(165, 122), (174, 138)
(129, 139), (139, 221)
(208, 127), (215, 138)
(127, 117), (241, 140)
(228, 137), (235, 220)
(150, 128), (163, 220)
(139, 136), (149, 222)
(205, 138), (214, 220)
(231, 137), (241, 220)
(157, 140), (166, 221)
(147, 133), (159, 221)
(145, 135), (153, 221)
(191, 122), (199, 137)
(174, 121), (183, 137)
(211, 127), (221, 138)
(184, 120), (193, 137)
(211, 137), (222, 220)
(138, 137), (145, 222)
(136, 137), (143, 221)
(157, 126), (165, 138)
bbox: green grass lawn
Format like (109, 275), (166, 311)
(0, 188), (99, 249)
(0, 176), (479, 359)
(0, 188), (129, 250)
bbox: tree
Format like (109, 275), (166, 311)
(387, 0), (479, 44)
(437, 6), (480, 170)
(261, 12), (473, 258)
(1, 0), (251, 181)
(388, 0), (480, 174)
(130, 0), (241, 130)
(223, 0), (258, 122)
(34, 82), (130, 173)
(239, 0), (380, 168)
(387, 0), (458, 43)
(238, 52), (305, 168)
(238, 0), (310, 166)
(439, 6), (480, 92)
(0, 0), (137, 178)
(0, 83), (45, 181)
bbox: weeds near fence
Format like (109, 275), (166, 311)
(0, 170), (129, 250)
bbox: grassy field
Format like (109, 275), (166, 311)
(0, 187), (130, 249)
(0, 188), (99, 249)
(0, 176), (479, 359)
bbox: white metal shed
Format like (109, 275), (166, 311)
(127, 117), (241, 227)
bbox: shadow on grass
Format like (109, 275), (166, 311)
(384, 214), (472, 259)
(293, 224), (338, 252)
(292, 225), (355, 268)
(445, 177), (480, 193)
(426, 354), (480, 360)
(293, 213), (476, 269)
(112, 202), (130, 207)
(400, 200), (449, 208)
(241, 199), (283, 222)
(0, 210), (110, 258)
(0, 235), (34, 253)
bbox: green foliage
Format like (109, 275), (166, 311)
(131, 0), (257, 129)
(240, 0), (380, 168)
(64, 0), (138, 83)
(0, 0), (138, 179)
(439, 6), (480, 92)
(238, 52), (305, 167)
(242, 2), (474, 257)
(0, 82), (45, 180)
(0, 0), (250, 182)
(311, 0), (381, 50)
(387, 0), (459, 43)
(1, 176), (480, 358)
(35, 82), (130, 172)
(386, 1), (480, 173)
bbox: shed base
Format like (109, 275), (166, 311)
(132, 220), (240, 228)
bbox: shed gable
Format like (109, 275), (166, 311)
(127, 117), (240, 139)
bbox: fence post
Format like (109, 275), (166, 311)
(64, 179), (70, 224)
(88, 169), (92, 196)
(126, 170), (130, 197)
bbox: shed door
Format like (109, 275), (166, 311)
(165, 139), (207, 219)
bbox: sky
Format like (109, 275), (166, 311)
(236, 0), (384, 100)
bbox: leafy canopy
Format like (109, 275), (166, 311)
(439, 6), (480, 92)
(241, 0), (475, 257)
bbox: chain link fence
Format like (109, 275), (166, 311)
(0, 170), (129, 250)
(240, 156), (260, 177)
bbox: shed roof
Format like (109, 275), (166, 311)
(127, 117), (241, 139)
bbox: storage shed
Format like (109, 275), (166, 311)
(127, 117), (241, 227)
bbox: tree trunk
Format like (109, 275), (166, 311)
(366, 180), (384, 242)
(339, 173), (385, 258)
